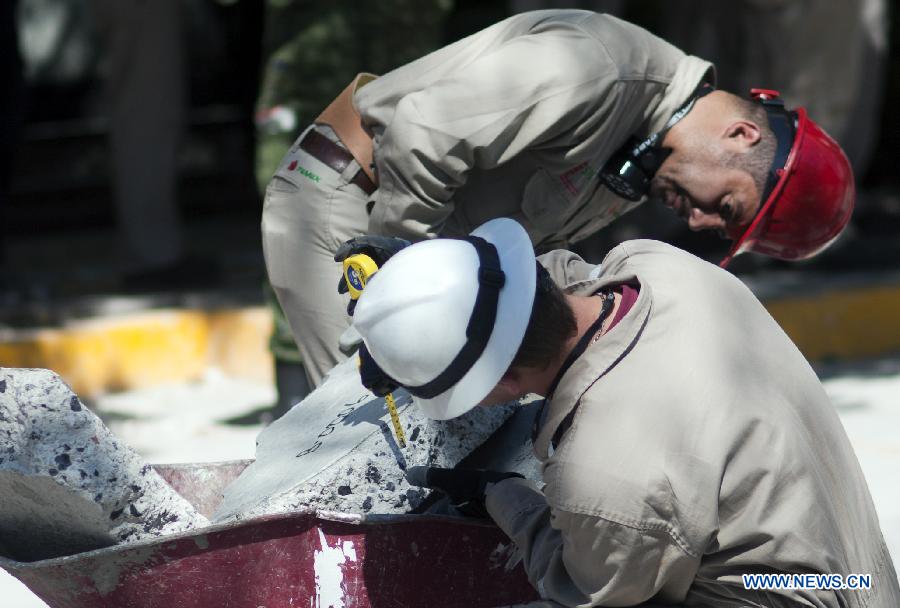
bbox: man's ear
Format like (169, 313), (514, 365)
(723, 120), (762, 151)
(479, 368), (527, 406)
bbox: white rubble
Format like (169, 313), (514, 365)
(213, 357), (530, 521)
(0, 368), (208, 562)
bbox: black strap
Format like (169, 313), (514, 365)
(405, 236), (506, 400)
(639, 81), (715, 157)
(758, 99), (796, 206)
(531, 290), (616, 447)
(599, 83), (714, 201)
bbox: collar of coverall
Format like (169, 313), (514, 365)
(530, 271), (652, 461)
(642, 57), (716, 138)
(530, 290), (615, 449)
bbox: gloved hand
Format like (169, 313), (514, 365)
(358, 343), (398, 397)
(335, 235), (411, 314)
(405, 466), (524, 519)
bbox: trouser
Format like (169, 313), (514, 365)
(261, 124), (370, 386)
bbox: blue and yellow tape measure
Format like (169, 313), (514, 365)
(342, 254), (379, 301)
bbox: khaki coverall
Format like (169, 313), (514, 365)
(485, 240), (900, 607)
(261, 10), (712, 385)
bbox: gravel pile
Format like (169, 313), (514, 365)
(0, 368), (208, 561)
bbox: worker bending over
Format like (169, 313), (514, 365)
(261, 10), (854, 388)
(349, 218), (897, 607)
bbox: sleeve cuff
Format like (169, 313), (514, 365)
(485, 476), (546, 536)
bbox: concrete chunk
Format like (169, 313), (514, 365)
(214, 357), (528, 520)
(0, 368), (208, 561)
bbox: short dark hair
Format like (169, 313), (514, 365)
(728, 95), (777, 201)
(509, 264), (576, 370)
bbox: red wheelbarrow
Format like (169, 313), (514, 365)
(0, 461), (540, 607)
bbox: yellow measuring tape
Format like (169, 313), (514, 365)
(384, 393), (406, 448)
(344, 253), (406, 448)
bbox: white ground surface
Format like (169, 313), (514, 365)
(2, 362), (899, 607)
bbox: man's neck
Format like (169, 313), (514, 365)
(531, 292), (622, 396)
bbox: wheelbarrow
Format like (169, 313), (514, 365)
(0, 461), (541, 607)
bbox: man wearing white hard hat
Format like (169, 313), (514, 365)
(351, 218), (898, 607)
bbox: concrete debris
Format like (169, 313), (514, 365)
(213, 357), (531, 521)
(0, 356), (543, 561)
(0, 368), (208, 561)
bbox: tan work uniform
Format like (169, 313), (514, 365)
(261, 10), (712, 385)
(485, 240), (900, 608)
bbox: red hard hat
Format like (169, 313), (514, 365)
(720, 89), (855, 267)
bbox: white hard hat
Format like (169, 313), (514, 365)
(352, 218), (536, 420)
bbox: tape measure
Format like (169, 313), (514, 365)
(384, 393), (406, 448)
(345, 252), (406, 448)
(343, 254), (380, 300)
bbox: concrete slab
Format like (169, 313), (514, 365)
(213, 357), (525, 521)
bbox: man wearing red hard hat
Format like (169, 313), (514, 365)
(262, 10), (856, 390)
(646, 86), (854, 267)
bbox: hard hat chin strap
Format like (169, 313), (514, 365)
(358, 236), (507, 400)
(751, 90), (796, 210)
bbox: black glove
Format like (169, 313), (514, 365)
(405, 466), (524, 519)
(335, 235), (411, 315)
(358, 343), (398, 397)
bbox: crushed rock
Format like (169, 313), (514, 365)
(0, 368), (208, 561)
(0, 354), (543, 560)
